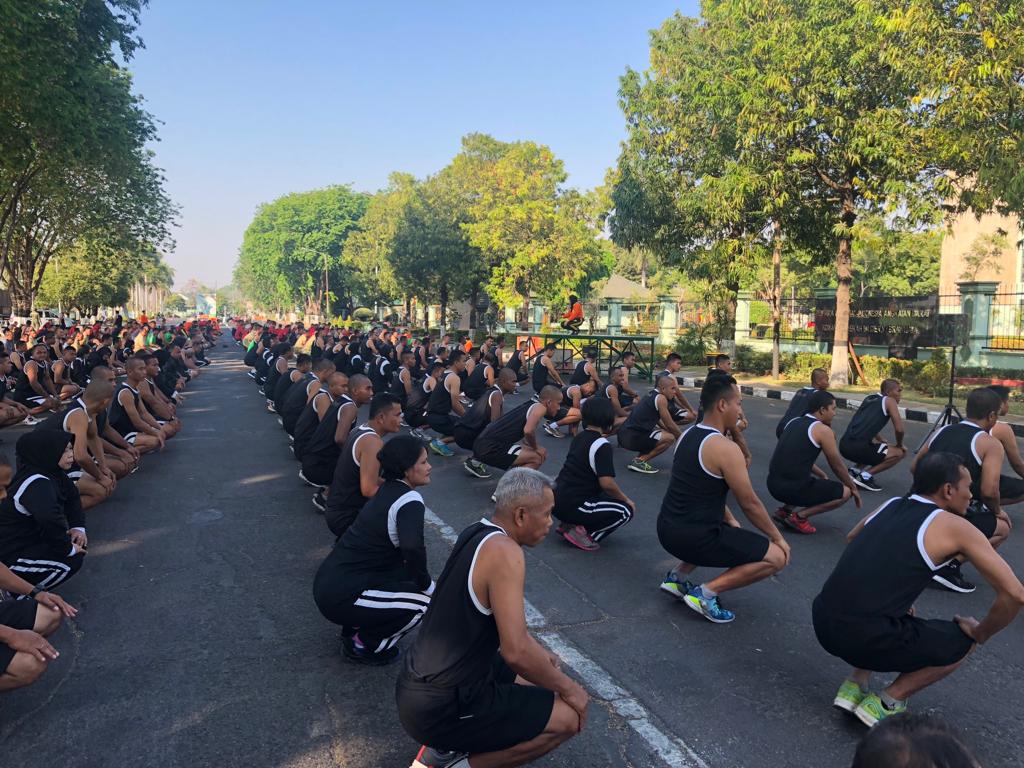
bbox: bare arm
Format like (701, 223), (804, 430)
(521, 403), (546, 450)
(447, 376), (465, 416)
(121, 390), (161, 436)
(546, 357), (564, 387)
(817, 425), (861, 503)
(489, 390), (503, 422)
(334, 402), (357, 446)
(598, 475), (633, 507)
(993, 422), (1024, 479)
(886, 399), (905, 448)
(357, 436), (384, 498)
(712, 438), (789, 560)
(980, 438), (1005, 519)
(68, 413), (103, 482)
(314, 392), (331, 419)
(656, 395), (682, 438)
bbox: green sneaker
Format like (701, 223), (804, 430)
(833, 680), (867, 713)
(628, 458), (658, 475)
(854, 692), (906, 727)
(659, 571), (693, 601)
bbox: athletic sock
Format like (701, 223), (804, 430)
(880, 691), (904, 709)
(697, 584), (717, 599)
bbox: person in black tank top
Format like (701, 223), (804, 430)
(595, 366), (630, 430)
(657, 375), (790, 624)
(272, 353), (311, 416)
(292, 373), (347, 460)
(812, 451), (1024, 728)
(775, 368), (828, 438)
(458, 370), (518, 480)
(839, 378), (907, 491)
(463, 353), (496, 400)
(472, 386), (560, 471)
(323, 394), (403, 538)
(389, 350), (416, 408)
(314, 435), (435, 665)
(505, 340), (530, 386)
(12, 344), (60, 413)
(531, 344), (563, 394)
(617, 376), (683, 475)
(300, 374), (373, 490)
(282, 359), (335, 435)
(406, 363), (444, 433)
(766, 391), (860, 534)
(914, 387), (1012, 593)
(657, 353), (697, 425)
(396, 469), (588, 766)
(568, 349), (600, 388)
(424, 352), (467, 457)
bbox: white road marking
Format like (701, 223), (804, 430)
(423, 508), (709, 768)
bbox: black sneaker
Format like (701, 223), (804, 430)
(852, 473), (882, 492)
(463, 459), (491, 479)
(342, 640), (400, 666)
(932, 561), (976, 593)
(312, 490), (327, 513)
(411, 745), (470, 768)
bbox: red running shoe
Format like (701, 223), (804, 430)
(783, 511), (816, 534)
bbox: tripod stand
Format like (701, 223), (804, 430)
(915, 343), (962, 453)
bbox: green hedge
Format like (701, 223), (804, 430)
(731, 346), (952, 397)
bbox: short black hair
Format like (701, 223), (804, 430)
(581, 395), (615, 431)
(806, 390), (835, 414)
(912, 452), (967, 496)
(369, 392), (402, 419)
(313, 358), (336, 374)
(851, 713), (979, 768)
(699, 374), (738, 412)
(965, 387), (1002, 420)
(429, 361), (445, 374)
(544, 343), (557, 352)
(665, 352), (682, 365)
(715, 353), (730, 365)
(449, 350), (465, 365)
(621, 351), (636, 361)
(378, 434), (427, 481)
(584, 347), (597, 359)
(295, 353), (312, 367)
(986, 384), (1010, 403)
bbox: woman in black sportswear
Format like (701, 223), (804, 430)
(312, 435), (434, 665)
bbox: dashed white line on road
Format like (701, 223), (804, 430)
(423, 508), (709, 768)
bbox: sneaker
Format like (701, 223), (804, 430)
(19, 415), (40, 426)
(543, 422), (564, 438)
(782, 511), (817, 535)
(627, 458), (658, 474)
(833, 680), (868, 713)
(463, 459), (491, 479)
(853, 692), (906, 727)
(560, 524), (600, 551)
(490, 493), (497, 503)
(852, 473), (882, 492)
(773, 506), (790, 523)
(266, 402), (276, 413)
(932, 561), (976, 593)
(409, 427), (426, 441)
(659, 571), (694, 601)
(247, 370), (256, 379)
(683, 588), (735, 624)
(342, 637), (400, 666)
(298, 469), (319, 487)
(277, 417), (283, 427)
(429, 439), (455, 457)
(311, 490), (327, 513)
(411, 745), (470, 768)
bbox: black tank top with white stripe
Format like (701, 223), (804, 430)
(403, 519), (508, 687)
(814, 495), (949, 618)
(623, 389), (662, 433)
(660, 424), (729, 527)
(427, 371), (457, 416)
(769, 414), (823, 483)
(842, 393), (891, 443)
(927, 421), (986, 499)
(327, 425), (377, 520)
(569, 360), (590, 385)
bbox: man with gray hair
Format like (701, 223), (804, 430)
(397, 468), (589, 768)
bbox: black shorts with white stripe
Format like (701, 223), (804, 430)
(553, 492), (634, 542)
(4, 545), (85, 591)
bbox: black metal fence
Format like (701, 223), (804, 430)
(988, 293), (1024, 351)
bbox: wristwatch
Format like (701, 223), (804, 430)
(28, 585), (44, 599)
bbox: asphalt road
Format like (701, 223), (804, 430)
(1, 351), (1021, 768)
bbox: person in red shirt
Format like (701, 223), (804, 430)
(559, 295), (584, 335)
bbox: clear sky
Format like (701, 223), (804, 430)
(129, 0), (697, 288)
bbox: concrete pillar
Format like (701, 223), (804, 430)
(658, 295), (677, 346)
(607, 299), (623, 335)
(957, 281), (999, 366)
(531, 303), (545, 333)
(503, 305), (516, 332)
(735, 290), (754, 347)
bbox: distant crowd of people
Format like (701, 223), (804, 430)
(236, 316), (1022, 768)
(0, 314), (218, 693)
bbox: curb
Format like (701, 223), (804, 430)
(677, 377), (1024, 439)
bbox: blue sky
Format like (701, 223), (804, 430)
(130, 1), (697, 287)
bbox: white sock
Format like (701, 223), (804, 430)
(880, 690), (904, 709)
(698, 583), (717, 598)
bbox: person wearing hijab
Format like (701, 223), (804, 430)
(0, 431), (87, 590)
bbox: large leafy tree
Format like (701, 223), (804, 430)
(1, 1), (175, 313)
(235, 185), (369, 314)
(464, 141), (602, 328)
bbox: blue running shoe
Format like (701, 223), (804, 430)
(683, 587), (735, 624)
(659, 571), (694, 602)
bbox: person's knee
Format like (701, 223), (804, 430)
(35, 607), (62, 637)
(546, 697), (584, 738)
(764, 544), (787, 573)
(7, 652), (48, 688)
(888, 446), (906, 461)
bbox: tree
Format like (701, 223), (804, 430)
(464, 141), (602, 329)
(960, 231), (1007, 282)
(1, 1), (175, 313)
(234, 185), (369, 314)
(165, 295), (187, 313)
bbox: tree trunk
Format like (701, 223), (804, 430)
(640, 252), (648, 289)
(719, 278), (739, 355)
(830, 191), (857, 386)
(469, 283), (479, 331)
(520, 293), (531, 332)
(404, 294), (411, 325)
(771, 221), (782, 380)
(439, 285), (449, 334)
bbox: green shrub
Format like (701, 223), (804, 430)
(911, 348), (951, 397)
(749, 302), (771, 327)
(675, 323), (715, 365)
(782, 352), (832, 383)
(734, 345), (774, 375)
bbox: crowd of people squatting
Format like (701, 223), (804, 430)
(237, 317), (1023, 768)
(0, 314), (218, 693)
